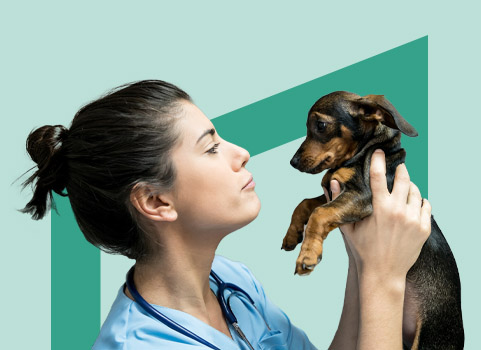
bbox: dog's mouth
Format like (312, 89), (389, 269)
(305, 159), (327, 174)
(303, 154), (334, 174)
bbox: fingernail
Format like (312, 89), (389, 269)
(331, 180), (340, 192)
(374, 149), (384, 154)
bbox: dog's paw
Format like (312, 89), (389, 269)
(281, 225), (304, 251)
(281, 235), (303, 251)
(294, 251), (322, 275)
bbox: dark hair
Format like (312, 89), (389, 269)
(20, 80), (192, 261)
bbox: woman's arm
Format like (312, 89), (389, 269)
(328, 253), (359, 349)
(328, 181), (359, 350)
(329, 149), (432, 349)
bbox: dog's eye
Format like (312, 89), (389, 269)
(317, 121), (327, 132)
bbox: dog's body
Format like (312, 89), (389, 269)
(282, 91), (463, 349)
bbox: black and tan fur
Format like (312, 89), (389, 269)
(281, 91), (464, 349)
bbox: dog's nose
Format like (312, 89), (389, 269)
(290, 154), (300, 169)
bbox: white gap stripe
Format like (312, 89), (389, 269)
(101, 251), (135, 324)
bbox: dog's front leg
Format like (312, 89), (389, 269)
(282, 195), (327, 251)
(295, 189), (372, 275)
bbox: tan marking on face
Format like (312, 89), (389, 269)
(311, 111), (335, 122)
(321, 126), (358, 168)
(301, 125), (358, 171)
(301, 139), (329, 168)
(332, 167), (355, 184)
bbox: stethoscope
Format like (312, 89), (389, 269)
(125, 266), (271, 350)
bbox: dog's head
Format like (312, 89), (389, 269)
(290, 91), (418, 174)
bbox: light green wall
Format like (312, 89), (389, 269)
(3, 1), (480, 349)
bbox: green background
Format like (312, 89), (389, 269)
(3, 1), (479, 349)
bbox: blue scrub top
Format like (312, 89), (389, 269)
(92, 255), (317, 350)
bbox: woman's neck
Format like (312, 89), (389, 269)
(133, 250), (216, 306)
(126, 224), (224, 324)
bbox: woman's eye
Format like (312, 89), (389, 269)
(317, 121), (327, 132)
(207, 143), (220, 154)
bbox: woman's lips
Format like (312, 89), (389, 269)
(242, 176), (255, 190)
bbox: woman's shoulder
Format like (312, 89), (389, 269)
(92, 285), (133, 349)
(92, 284), (210, 350)
(212, 254), (248, 272)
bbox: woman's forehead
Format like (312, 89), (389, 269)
(177, 102), (215, 148)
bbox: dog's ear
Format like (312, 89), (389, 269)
(350, 94), (418, 137)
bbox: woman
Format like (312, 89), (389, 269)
(21, 80), (431, 349)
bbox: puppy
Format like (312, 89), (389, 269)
(282, 91), (464, 350)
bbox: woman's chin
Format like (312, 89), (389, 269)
(224, 198), (261, 236)
(243, 197), (262, 227)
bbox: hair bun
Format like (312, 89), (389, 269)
(20, 125), (69, 220)
(27, 125), (69, 165)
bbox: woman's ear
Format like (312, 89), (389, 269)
(130, 183), (178, 222)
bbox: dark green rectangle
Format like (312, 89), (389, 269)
(52, 194), (100, 350)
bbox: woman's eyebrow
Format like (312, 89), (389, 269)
(196, 128), (216, 144)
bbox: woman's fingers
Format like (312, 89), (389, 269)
(391, 163), (411, 203)
(323, 180), (341, 203)
(370, 150), (389, 208)
(406, 181), (422, 219)
(406, 181), (422, 205)
(407, 181), (422, 207)
(330, 180), (341, 200)
(420, 198), (432, 237)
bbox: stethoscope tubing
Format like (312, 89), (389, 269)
(210, 270), (255, 325)
(125, 266), (222, 350)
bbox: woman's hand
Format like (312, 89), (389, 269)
(326, 149), (432, 350)
(337, 149), (431, 280)
(324, 149), (432, 278)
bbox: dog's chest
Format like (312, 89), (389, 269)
(321, 167), (357, 193)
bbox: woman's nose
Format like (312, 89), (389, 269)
(231, 142), (250, 170)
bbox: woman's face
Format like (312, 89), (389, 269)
(168, 101), (261, 237)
